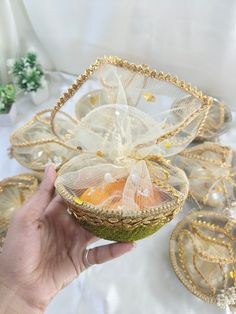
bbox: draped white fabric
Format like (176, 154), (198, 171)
(0, 0), (53, 83)
(22, 0), (236, 111)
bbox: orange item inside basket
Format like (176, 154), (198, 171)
(135, 188), (161, 208)
(80, 179), (126, 205)
(80, 178), (161, 209)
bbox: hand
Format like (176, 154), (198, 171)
(0, 166), (134, 313)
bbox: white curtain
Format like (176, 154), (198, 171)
(22, 0), (236, 110)
(0, 0), (53, 84)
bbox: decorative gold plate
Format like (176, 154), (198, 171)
(170, 210), (236, 310)
(0, 174), (39, 250)
(175, 142), (236, 208)
(10, 109), (77, 171)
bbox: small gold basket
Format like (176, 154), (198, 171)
(51, 56), (213, 241)
(56, 155), (189, 241)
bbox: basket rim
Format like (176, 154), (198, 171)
(56, 182), (184, 219)
(55, 154), (188, 218)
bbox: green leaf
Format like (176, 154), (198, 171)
(9, 51), (45, 93)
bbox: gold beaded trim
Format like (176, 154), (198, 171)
(10, 109), (77, 151)
(197, 100), (227, 138)
(51, 56), (213, 145)
(179, 142), (233, 168)
(55, 155), (187, 229)
(0, 174), (38, 192)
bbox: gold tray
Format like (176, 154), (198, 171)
(175, 142), (236, 208)
(0, 174), (39, 250)
(10, 109), (77, 171)
(170, 210), (236, 310)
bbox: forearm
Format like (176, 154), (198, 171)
(0, 282), (43, 314)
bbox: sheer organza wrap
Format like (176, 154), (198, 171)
(194, 98), (232, 141)
(170, 211), (236, 311)
(172, 97), (232, 142)
(175, 143), (236, 208)
(51, 57), (215, 240)
(52, 57), (212, 157)
(56, 104), (189, 213)
(10, 109), (77, 171)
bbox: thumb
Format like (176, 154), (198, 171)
(23, 165), (57, 218)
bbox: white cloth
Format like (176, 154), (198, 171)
(1, 72), (235, 314)
(0, 0), (53, 84)
(22, 0), (236, 111)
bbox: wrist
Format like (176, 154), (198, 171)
(0, 281), (44, 314)
(0, 257), (45, 314)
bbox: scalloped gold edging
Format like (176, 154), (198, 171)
(55, 155), (188, 240)
(51, 56), (213, 145)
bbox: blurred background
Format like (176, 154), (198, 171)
(1, 0), (236, 109)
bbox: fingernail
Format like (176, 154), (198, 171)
(126, 242), (136, 251)
(45, 164), (55, 176)
(45, 164), (51, 175)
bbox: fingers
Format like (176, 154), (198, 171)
(23, 165), (56, 217)
(83, 242), (135, 268)
(45, 195), (67, 215)
(86, 235), (99, 246)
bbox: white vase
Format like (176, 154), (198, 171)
(31, 82), (49, 105)
(0, 102), (17, 127)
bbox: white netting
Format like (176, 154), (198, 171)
(56, 104), (189, 212)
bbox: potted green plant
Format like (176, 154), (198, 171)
(0, 84), (16, 126)
(9, 52), (49, 105)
